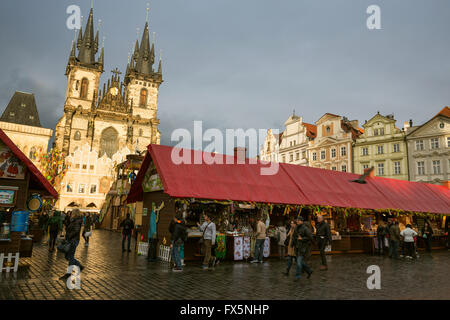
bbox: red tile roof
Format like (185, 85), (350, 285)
(303, 122), (317, 139)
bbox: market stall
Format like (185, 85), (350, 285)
(0, 129), (58, 271)
(126, 144), (450, 262)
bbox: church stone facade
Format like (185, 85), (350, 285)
(55, 8), (163, 212)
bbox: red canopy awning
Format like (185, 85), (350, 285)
(0, 129), (58, 199)
(127, 144), (450, 214)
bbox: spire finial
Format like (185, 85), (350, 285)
(136, 27), (140, 40)
(81, 15), (84, 26)
(97, 19), (102, 30)
(127, 52), (131, 63)
(159, 49), (162, 61)
(91, 0), (94, 9)
(152, 32), (156, 44)
(146, 2), (150, 23)
(102, 36), (105, 48)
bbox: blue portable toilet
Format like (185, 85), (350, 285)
(11, 210), (30, 233)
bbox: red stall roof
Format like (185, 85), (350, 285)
(0, 129), (58, 199)
(127, 144), (450, 214)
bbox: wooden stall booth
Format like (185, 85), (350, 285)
(0, 129), (58, 272)
(126, 144), (450, 263)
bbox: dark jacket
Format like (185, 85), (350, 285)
(168, 220), (175, 234)
(120, 218), (134, 235)
(292, 224), (313, 257)
(65, 217), (83, 241)
(171, 221), (186, 245)
(389, 224), (400, 242)
(83, 216), (93, 232)
(422, 225), (433, 238)
(38, 214), (49, 230)
(377, 225), (386, 237)
(316, 221), (332, 244)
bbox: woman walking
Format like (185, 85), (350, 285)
(283, 221), (297, 276)
(422, 222), (433, 253)
(82, 213), (93, 247)
(60, 209), (84, 281)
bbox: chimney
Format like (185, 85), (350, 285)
(409, 119), (413, 127)
(234, 147), (247, 164)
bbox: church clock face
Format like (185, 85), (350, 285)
(110, 87), (119, 96)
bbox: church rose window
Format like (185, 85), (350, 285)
(100, 127), (119, 158)
(140, 88), (148, 107)
(80, 78), (89, 99)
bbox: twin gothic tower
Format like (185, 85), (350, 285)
(55, 7), (163, 159)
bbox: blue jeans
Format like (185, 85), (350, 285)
(172, 242), (182, 268)
(389, 240), (399, 259)
(295, 255), (312, 279)
(254, 239), (265, 262)
(286, 256), (296, 272)
(65, 239), (81, 269)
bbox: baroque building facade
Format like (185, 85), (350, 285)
(55, 8), (163, 212)
(259, 129), (282, 162)
(405, 106), (450, 184)
(307, 113), (361, 172)
(0, 91), (53, 170)
(353, 112), (408, 180)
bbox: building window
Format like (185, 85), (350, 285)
(416, 140), (424, 151)
(394, 161), (401, 175)
(332, 166), (337, 171)
(90, 165), (94, 171)
(417, 161), (425, 175)
(282, 155), (286, 163)
(393, 144), (400, 153)
(302, 151), (306, 159)
(139, 129), (143, 137)
(379, 128), (384, 135)
(341, 165), (347, 172)
(29, 115), (34, 120)
(66, 183), (74, 193)
(312, 152), (317, 161)
(432, 160), (441, 174)
(377, 145), (384, 154)
(447, 137), (450, 148)
(331, 149), (336, 158)
(362, 148), (368, 156)
(320, 150), (326, 160)
(341, 146), (347, 156)
(326, 126), (330, 133)
(29, 147), (36, 160)
(90, 184), (97, 194)
(363, 164), (369, 170)
(74, 131), (81, 141)
(374, 129), (378, 136)
(430, 138), (439, 149)
(78, 184), (86, 194)
(296, 152), (300, 160)
(75, 164), (80, 169)
(80, 78), (89, 99)
(9, 112), (15, 117)
(82, 164), (87, 170)
(139, 88), (148, 107)
(21, 103), (26, 107)
(377, 163), (384, 176)
(289, 153), (293, 162)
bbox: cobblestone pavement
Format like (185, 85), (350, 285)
(0, 229), (449, 300)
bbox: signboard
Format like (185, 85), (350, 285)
(143, 208), (148, 217)
(0, 186), (18, 207)
(0, 141), (25, 180)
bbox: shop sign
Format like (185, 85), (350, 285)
(0, 142), (25, 180)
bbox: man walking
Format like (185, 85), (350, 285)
(293, 217), (313, 281)
(251, 216), (266, 264)
(316, 214), (332, 271)
(389, 220), (400, 259)
(170, 214), (187, 272)
(120, 213), (134, 252)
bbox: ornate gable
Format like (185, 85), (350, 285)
(96, 70), (129, 114)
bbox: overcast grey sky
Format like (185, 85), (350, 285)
(0, 0), (449, 153)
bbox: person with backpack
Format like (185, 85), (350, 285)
(197, 213), (217, 270)
(120, 213), (134, 252)
(171, 214), (187, 272)
(48, 210), (62, 252)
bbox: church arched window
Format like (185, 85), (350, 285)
(80, 78), (89, 99)
(29, 147), (36, 160)
(99, 127), (119, 158)
(74, 131), (81, 141)
(139, 88), (147, 107)
(139, 129), (143, 137)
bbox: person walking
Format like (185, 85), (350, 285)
(82, 213), (93, 247)
(293, 217), (313, 281)
(120, 213), (134, 252)
(251, 216), (266, 264)
(170, 215), (187, 272)
(316, 214), (332, 271)
(283, 221), (297, 276)
(376, 222), (386, 255)
(422, 222), (433, 253)
(60, 209), (84, 281)
(388, 221), (400, 259)
(400, 224), (417, 259)
(47, 211), (62, 252)
(275, 222), (287, 260)
(198, 213), (217, 270)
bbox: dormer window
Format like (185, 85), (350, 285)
(9, 112), (15, 117)
(21, 103), (26, 107)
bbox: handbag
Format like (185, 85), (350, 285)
(57, 239), (72, 253)
(84, 231), (92, 237)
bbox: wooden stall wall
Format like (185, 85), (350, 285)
(142, 191), (174, 243)
(0, 174), (29, 209)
